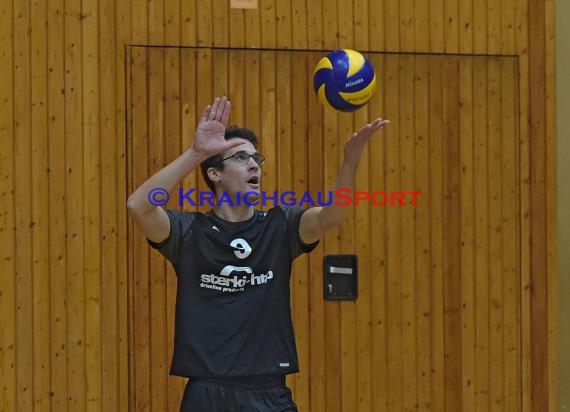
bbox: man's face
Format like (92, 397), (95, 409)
(215, 139), (263, 200)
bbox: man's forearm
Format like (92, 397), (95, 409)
(127, 148), (206, 216)
(319, 158), (359, 229)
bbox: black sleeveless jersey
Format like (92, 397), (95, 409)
(148, 206), (318, 378)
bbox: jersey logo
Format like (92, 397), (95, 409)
(230, 238), (252, 259)
(211, 225), (220, 232)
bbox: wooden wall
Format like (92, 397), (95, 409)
(0, 1), (556, 411)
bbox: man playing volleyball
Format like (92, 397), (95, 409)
(127, 96), (388, 411)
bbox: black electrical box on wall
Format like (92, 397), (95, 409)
(323, 255), (358, 300)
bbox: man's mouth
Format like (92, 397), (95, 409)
(247, 176), (260, 185)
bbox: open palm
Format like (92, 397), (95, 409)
(193, 97), (243, 157)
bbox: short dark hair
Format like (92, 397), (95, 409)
(200, 126), (259, 192)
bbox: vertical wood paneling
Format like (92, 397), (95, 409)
(428, 55), (445, 412)
(307, 51), (326, 412)
(99, 0), (120, 409)
(399, 54), (416, 412)
(384, 55), (403, 412)
(0, 0), (557, 410)
(442, 57), (462, 412)
(13, 1), (34, 409)
(459, 58), (476, 412)
(0, 0), (15, 410)
(473, 58), (491, 412)
(82, 1), (103, 411)
(47, 1), (68, 410)
(290, 52), (309, 410)
(147, 47), (166, 412)
(414, 55), (431, 411)
(65, 0), (86, 409)
(31, 0), (51, 409)
(368, 53), (388, 412)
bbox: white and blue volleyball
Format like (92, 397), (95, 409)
(313, 49), (377, 112)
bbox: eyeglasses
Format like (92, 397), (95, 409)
(220, 151), (265, 166)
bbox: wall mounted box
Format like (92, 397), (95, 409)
(323, 255), (358, 300)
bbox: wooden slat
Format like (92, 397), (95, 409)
(99, 0), (120, 409)
(459, 57), (475, 412)
(82, 1), (103, 410)
(13, 1), (34, 409)
(229, 50), (245, 125)
(369, 0), (385, 51)
(65, 0), (87, 410)
(228, 5), (244, 48)
(442, 57), (462, 412)
(196, 0), (212, 46)
(515, 0), (532, 409)
(30, 0), (51, 410)
(275, 51), (294, 395)
(148, 47), (167, 412)
(487, 0), (501, 54)
(291, 0), (307, 49)
(428, 56), (445, 412)
(244, 50), (261, 138)
(473, 0), (488, 54)
(275, 0), (291, 49)
(339, 107), (356, 412)
(148, 0), (163, 44)
(368, 53), (388, 412)
(307, 51), (326, 412)
(429, 0), (444, 52)
(0, 0), (16, 409)
(487, 58), (504, 412)
(500, 57), (520, 412)
(131, 47), (151, 412)
(528, 1), (549, 410)
(459, 0), (473, 53)
(384, 54), (402, 412)
(322, 0), (338, 50)
(259, 52), (277, 205)
(501, 0), (516, 53)
(131, 0), (148, 44)
(259, 0), (276, 49)
(444, 0), (459, 52)
(413, 55), (431, 411)
(399, 54), (417, 412)
(384, 0), (399, 51)
(195, 49), (213, 210)
(213, 0), (229, 47)
(354, 102), (371, 412)
(337, 0), (354, 47)
(544, 1), (557, 409)
(472, 57), (490, 412)
(46, 0), (68, 410)
(180, 0), (196, 46)
(164, 0), (180, 44)
(400, 0), (413, 50)
(244, 6), (261, 47)
(115, 3), (131, 411)
(306, 0), (323, 49)
(414, 0), (429, 52)
(322, 97), (340, 412)
(290, 52), (310, 411)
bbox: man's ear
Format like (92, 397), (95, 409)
(207, 167), (222, 184)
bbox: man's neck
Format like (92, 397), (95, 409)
(212, 204), (254, 222)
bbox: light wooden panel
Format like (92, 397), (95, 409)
(0, 0), (556, 411)
(128, 48), (522, 412)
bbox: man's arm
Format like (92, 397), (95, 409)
(299, 118), (389, 244)
(127, 97), (239, 243)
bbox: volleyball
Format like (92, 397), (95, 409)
(313, 49), (377, 112)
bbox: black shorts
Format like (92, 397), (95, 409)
(180, 376), (298, 412)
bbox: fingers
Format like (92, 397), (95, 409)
(200, 105), (211, 123)
(207, 96), (231, 123)
(221, 99), (231, 125)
